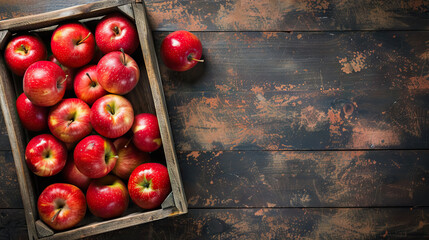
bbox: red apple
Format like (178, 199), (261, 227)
(16, 93), (49, 132)
(160, 30), (203, 71)
(112, 137), (151, 180)
(96, 51), (140, 95)
(37, 183), (86, 231)
(4, 34), (47, 76)
(51, 23), (95, 68)
(128, 163), (171, 209)
(48, 55), (76, 91)
(74, 135), (118, 179)
(23, 61), (67, 107)
(73, 65), (107, 105)
(86, 175), (129, 219)
(90, 94), (134, 139)
(132, 113), (162, 152)
(95, 13), (139, 55)
(48, 98), (92, 143)
(61, 154), (91, 191)
(25, 134), (67, 177)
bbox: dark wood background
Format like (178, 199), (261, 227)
(0, 0), (429, 239)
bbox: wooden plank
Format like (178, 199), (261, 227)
(0, 151), (22, 208)
(144, 0), (429, 31)
(0, 57), (38, 239)
(178, 150), (429, 208)
(0, 0), (132, 31)
(1, 0), (428, 31)
(133, 1), (188, 214)
(154, 31), (429, 151)
(77, 208), (429, 239)
(3, 207), (429, 239)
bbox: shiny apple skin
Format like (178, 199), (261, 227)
(160, 30), (203, 71)
(128, 163), (171, 209)
(86, 175), (129, 219)
(95, 13), (139, 55)
(132, 113), (162, 152)
(48, 98), (92, 143)
(73, 65), (107, 105)
(4, 35), (47, 76)
(25, 134), (67, 177)
(90, 94), (134, 139)
(23, 61), (67, 107)
(112, 137), (151, 180)
(51, 23), (95, 68)
(16, 93), (49, 132)
(74, 135), (118, 179)
(96, 51), (140, 95)
(37, 183), (86, 231)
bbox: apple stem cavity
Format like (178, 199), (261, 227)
(20, 44), (28, 54)
(113, 26), (120, 35)
(51, 208), (62, 223)
(106, 104), (115, 115)
(77, 32), (92, 45)
(86, 73), (97, 87)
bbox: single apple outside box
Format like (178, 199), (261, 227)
(0, 1), (188, 239)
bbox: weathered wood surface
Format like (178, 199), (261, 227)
(156, 31), (429, 151)
(2, 208), (429, 240)
(0, 0), (428, 31)
(179, 150), (429, 208)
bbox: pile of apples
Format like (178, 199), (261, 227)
(4, 11), (203, 231)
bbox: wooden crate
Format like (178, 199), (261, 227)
(0, 0), (188, 239)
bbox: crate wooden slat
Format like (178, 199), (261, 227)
(0, 1), (187, 239)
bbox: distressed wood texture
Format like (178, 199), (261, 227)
(0, 0), (428, 31)
(155, 31), (429, 151)
(179, 150), (429, 208)
(2, 208), (429, 240)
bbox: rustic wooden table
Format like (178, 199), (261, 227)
(0, 0), (428, 239)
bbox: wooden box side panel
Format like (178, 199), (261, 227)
(0, 57), (38, 239)
(0, 0), (133, 31)
(133, 1), (188, 214)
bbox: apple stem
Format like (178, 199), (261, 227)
(67, 120), (73, 126)
(120, 48), (126, 65)
(59, 75), (68, 87)
(20, 44), (28, 54)
(77, 32), (92, 45)
(51, 208), (62, 223)
(189, 57), (204, 63)
(124, 137), (133, 148)
(86, 73), (96, 87)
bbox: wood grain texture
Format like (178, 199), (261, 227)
(146, 0), (429, 31)
(179, 150), (429, 208)
(2, 207), (429, 240)
(154, 31), (429, 151)
(0, 151), (22, 209)
(0, 0), (132, 31)
(0, 0), (428, 31)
